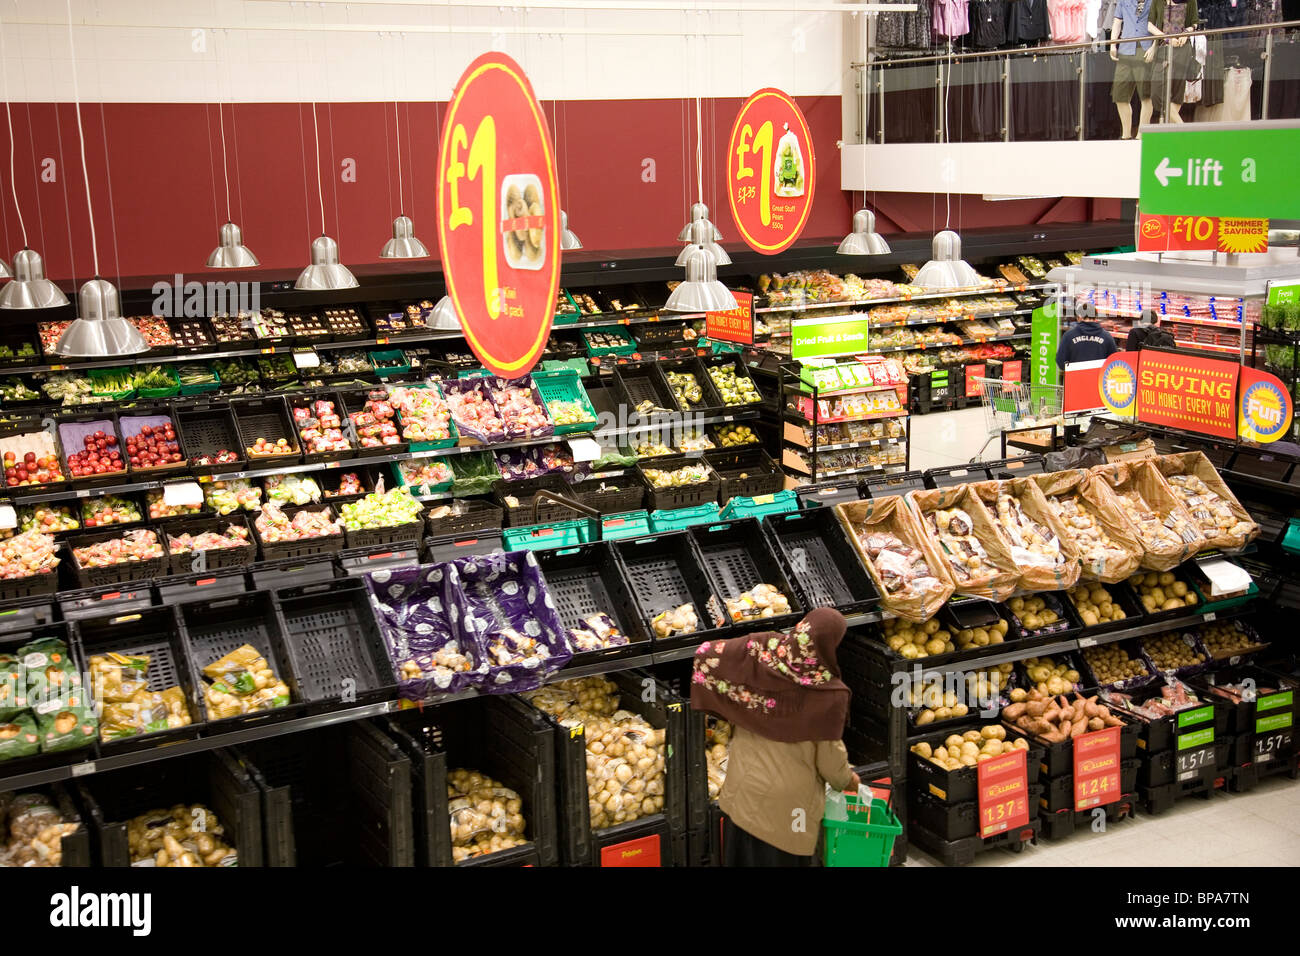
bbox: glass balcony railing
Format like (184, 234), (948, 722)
(853, 19), (1300, 143)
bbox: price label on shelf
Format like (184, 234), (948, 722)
(0, 505), (15, 530)
(726, 88), (816, 255)
(436, 52), (560, 379)
(163, 482), (204, 507)
(292, 350), (321, 370)
(1078, 636), (1097, 648)
(976, 749), (1029, 838)
(1073, 725), (1122, 811)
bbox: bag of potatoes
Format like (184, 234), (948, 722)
(1088, 461), (1206, 571)
(972, 478), (1082, 593)
(905, 485), (1020, 603)
(1032, 469), (1143, 584)
(835, 495), (954, 623)
(1150, 452), (1257, 551)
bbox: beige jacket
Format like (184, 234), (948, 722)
(717, 725), (856, 857)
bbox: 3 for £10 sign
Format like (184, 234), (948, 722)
(437, 53), (561, 378)
(726, 89), (816, 255)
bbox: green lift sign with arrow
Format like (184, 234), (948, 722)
(1139, 122), (1300, 219)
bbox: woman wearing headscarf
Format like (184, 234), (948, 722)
(690, 607), (859, 867)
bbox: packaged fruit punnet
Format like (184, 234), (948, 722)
(906, 486), (1019, 601)
(1089, 461), (1206, 571)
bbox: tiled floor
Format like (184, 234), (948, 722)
(904, 773), (1300, 866)
(909, 407), (998, 470)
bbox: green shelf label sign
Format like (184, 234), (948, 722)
(1177, 705), (1214, 729)
(1257, 690), (1293, 713)
(1266, 281), (1300, 308)
(1255, 711), (1293, 735)
(1140, 123), (1300, 219)
(1030, 304), (1059, 389)
(1178, 727), (1215, 750)
(790, 318), (870, 360)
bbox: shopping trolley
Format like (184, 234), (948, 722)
(972, 378), (1064, 460)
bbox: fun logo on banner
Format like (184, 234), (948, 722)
(1238, 366), (1293, 443)
(1098, 352), (1138, 417)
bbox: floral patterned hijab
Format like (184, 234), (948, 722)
(689, 607), (852, 744)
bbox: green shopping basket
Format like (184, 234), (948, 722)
(823, 787), (901, 867)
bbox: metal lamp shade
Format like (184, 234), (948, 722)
(0, 256), (9, 279)
(664, 246), (737, 313)
(560, 210), (582, 250)
(51, 278), (149, 358)
(427, 295), (461, 330)
(677, 201), (723, 242)
(205, 221), (260, 268)
(675, 219), (730, 266)
(380, 215), (431, 259)
(913, 230), (981, 290)
(295, 235), (359, 291)
(837, 209), (891, 255)
(0, 249), (70, 309)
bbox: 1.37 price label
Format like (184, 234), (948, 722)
(437, 53), (560, 379)
(726, 88), (815, 256)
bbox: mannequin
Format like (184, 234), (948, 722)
(1110, 0), (1166, 138)
(1150, 0), (1197, 123)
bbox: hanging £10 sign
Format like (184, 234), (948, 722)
(437, 53), (561, 378)
(726, 89), (816, 255)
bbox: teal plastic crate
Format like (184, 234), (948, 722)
(456, 367), (490, 379)
(1194, 579), (1260, 613)
(503, 518), (595, 552)
(599, 510), (650, 540)
(134, 365), (181, 399)
(649, 501), (721, 532)
(392, 382), (458, 450)
(719, 488), (798, 521)
(582, 326), (638, 357)
(541, 358), (591, 376)
(532, 368), (599, 435)
(177, 364), (221, 396)
(1284, 518), (1300, 555)
(87, 367), (136, 400)
(369, 349), (411, 378)
(553, 290), (581, 326)
(391, 459), (453, 495)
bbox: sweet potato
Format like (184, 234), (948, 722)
(1088, 716), (1105, 731)
(1103, 715), (1123, 727)
(1043, 705), (1062, 724)
(1071, 716), (1088, 737)
(1097, 705), (1111, 720)
(1084, 700), (1099, 719)
(1043, 730), (1067, 743)
(1003, 702), (1028, 721)
(1026, 718), (1055, 737)
(1026, 700), (1048, 717)
(1072, 698), (1087, 722)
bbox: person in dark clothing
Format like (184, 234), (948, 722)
(1056, 313), (1119, 370)
(1124, 309), (1177, 352)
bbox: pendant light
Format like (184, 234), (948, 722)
(52, 0), (146, 358)
(0, 14), (66, 307)
(665, 95), (736, 314)
(296, 100), (358, 289)
(426, 295), (461, 331)
(677, 201), (723, 242)
(560, 210), (582, 250)
(675, 218), (730, 266)
(378, 54), (429, 259)
(205, 32), (258, 268)
(837, 15), (889, 257)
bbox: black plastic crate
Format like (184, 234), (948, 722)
(78, 749), (262, 866)
(703, 447), (783, 503)
(155, 566), (249, 605)
(175, 403), (246, 475)
(860, 470), (926, 498)
(762, 508), (880, 614)
(908, 812), (1039, 865)
(793, 478), (864, 510)
(613, 532), (730, 650)
(907, 726), (1043, 805)
(0, 565), (60, 603)
(924, 463), (993, 489)
(492, 474), (582, 527)
(1010, 704), (1142, 777)
(317, 463), (382, 504)
(688, 518), (803, 632)
(1188, 664), (1297, 735)
(1119, 687), (1228, 754)
(910, 783), (1044, 841)
(66, 527), (167, 589)
(56, 410), (130, 487)
(72, 605), (205, 753)
(337, 386), (410, 460)
(6, 784), (93, 867)
(273, 578), (396, 712)
(231, 396), (302, 465)
(655, 357), (724, 415)
(1037, 790), (1138, 840)
(614, 362), (678, 416)
(566, 474), (645, 515)
(381, 695), (559, 867)
(253, 503), (345, 562)
(1065, 580), (1144, 636)
(700, 353), (765, 408)
(424, 499), (504, 538)
(985, 455), (1046, 480)
(287, 391), (356, 465)
(177, 590), (302, 729)
(1041, 757), (1141, 811)
(342, 517), (424, 551)
(160, 514), (256, 575)
(423, 529), (505, 565)
(636, 455), (720, 511)
(533, 540), (652, 667)
(235, 722), (413, 866)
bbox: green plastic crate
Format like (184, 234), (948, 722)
(87, 367), (136, 400)
(392, 382), (458, 450)
(532, 368), (599, 435)
(134, 365), (181, 399)
(649, 502), (721, 532)
(553, 290), (582, 326)
(823, 794), (901, 868)
(582, 326), (638, 357)
(1283, 518), (1300, 555)
(503, 518), (595, 552)
(719, 488), (799, 521)
(177, 364), (221, 396)
(369, 349), (411, 378)
(599, 510), (650, 540)
(457, 367), (490, 379)
(541, 357), (592, 376)
(1194, 580), (1260, 613)
(391, 459), (453, 495)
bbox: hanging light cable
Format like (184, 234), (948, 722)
(839, 14), (889, 256)
(380, 32), (429, 258)
(51, 0), (146, 357)
(205, 29), (258, 268)
(0, 12), (67, 307)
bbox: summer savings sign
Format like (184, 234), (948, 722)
(726, 89), (816, 255)
(1097, 349), (1293, 443)
(437, 53), (561, 378)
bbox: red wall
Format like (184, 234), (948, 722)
(0, 96), (1114, 283)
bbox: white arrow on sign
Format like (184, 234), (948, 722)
(1154, 156), (1184, 187)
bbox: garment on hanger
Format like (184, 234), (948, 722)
(1184, 33), (1207, 101)
(972, 0), (1010, 44)
(1049, 0), (1089, 41)
(1150, 0), (1197, 110)
(933, 0), (972, 38)
(1007, 0), (1052, 43)
(1200, 29), (1224, 104)
(1086, 0), (1107, 36)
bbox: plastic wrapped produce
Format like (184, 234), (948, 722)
(1150, 452), (1257, 551)
(390, 385), (454, 444)
(0, 530), (59, 581)
(836, 496), (953, 622)
(972, 478), (1081, 592)
(348, 389), (403, 448)
(1033, 470), (1142, 583)
(652, 604), (700, 640)
(124, 804), (237, 867)
(0, 793), (81, 867)
(447, 768), (528, 862)
(72, 528), (164, 569)
(204, 477), (261, 515)
(487, 377), (554, 440)
(198, 644), (290, 719)
(339, 487), (423, 531)
(442, 377), (506, 443)
(705, 717), (732, 799)
(263, 473), (322, 507)
(724, 583), (792, 623)
(1090, 461), (1205, 570)
(907, 486), (1019, 601)
(567, 613), (629, 652)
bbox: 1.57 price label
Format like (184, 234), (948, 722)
(437, 52), (560, 379)
(726, 88), (815, 256)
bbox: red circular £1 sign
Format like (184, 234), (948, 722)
(726, 88), (816, 255)
(437, 53), (560, 378)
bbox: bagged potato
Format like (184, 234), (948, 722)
(1151, 452), (1257, 551)
(1089, 461), (1206, 570)
(973, 478), (1081, 592)
(835, 496), (954, 622)
(1032, 469), (1142, 583)
(905, 485), (1019, 602)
